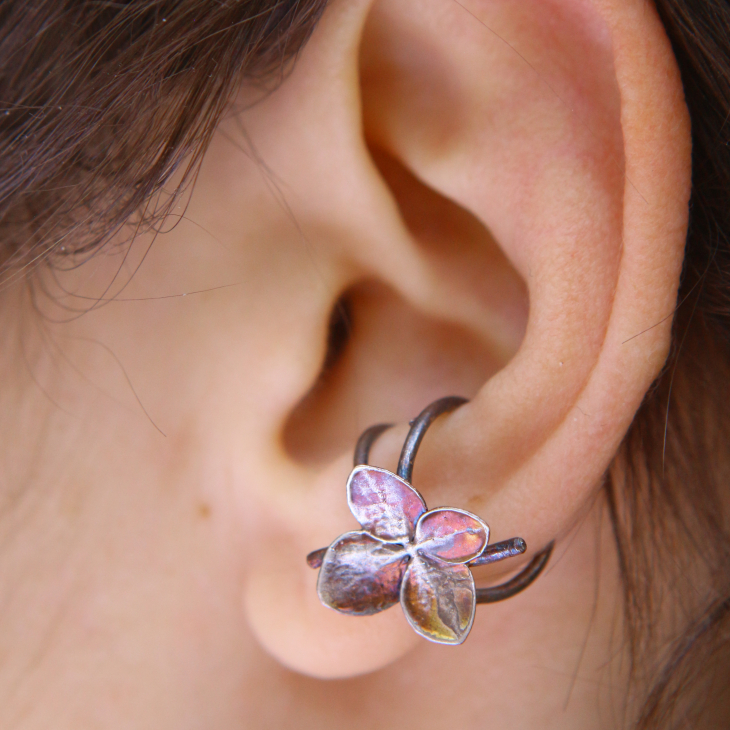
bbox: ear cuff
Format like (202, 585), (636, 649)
(307, 396), (554, 645)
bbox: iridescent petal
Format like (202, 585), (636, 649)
(317, 531), (409, 616)
(415, 508), (489, 563)
(400, 554), (476, 644)
(347, 466), (426, 541)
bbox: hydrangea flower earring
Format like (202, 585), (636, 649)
(307, 396), (554, 646)
(317, 464), (488, 643)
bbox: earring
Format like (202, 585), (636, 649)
(307, 396), (554, 645)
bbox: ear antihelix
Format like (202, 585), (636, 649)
(364, 146), (528, 358)
(347, 0), (688, 558)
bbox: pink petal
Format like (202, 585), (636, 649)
(347, 466), (426, 541)
(317, 532), (409, 616)
(415, 508), (489, 563)
(400, 555), (476, 644)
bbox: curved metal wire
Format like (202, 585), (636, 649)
(397, 396), (468, 482)
(475, 542), (554, 603)
(354, 423), (394, 466)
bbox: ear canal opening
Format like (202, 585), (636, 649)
(321, 296), (353, 377)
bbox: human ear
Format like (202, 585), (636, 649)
(234, 0), (691, 678)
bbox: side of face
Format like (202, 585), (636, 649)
(0, 0), (690, 727)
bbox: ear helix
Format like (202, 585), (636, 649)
(307, 396), (554, 645)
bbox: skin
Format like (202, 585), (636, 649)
(0, 0), (692, 727)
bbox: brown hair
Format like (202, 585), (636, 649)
(0, 0), (327, 272)
(608, 1), (730, 725)
(0, 0), (729, 726)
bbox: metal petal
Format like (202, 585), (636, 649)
(317, 531), (409, 616)
(400, 554), (476, 644)
(415, 508), (489, 563)
(347, 465), (426, 541)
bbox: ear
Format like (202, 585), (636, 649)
(237, 0), (690, 678)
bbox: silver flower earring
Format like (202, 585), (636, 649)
(307, 396), (554, 645)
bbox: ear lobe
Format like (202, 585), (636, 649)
(240, 0), (690, 679)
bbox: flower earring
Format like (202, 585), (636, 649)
(307, 396), (554, 645)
